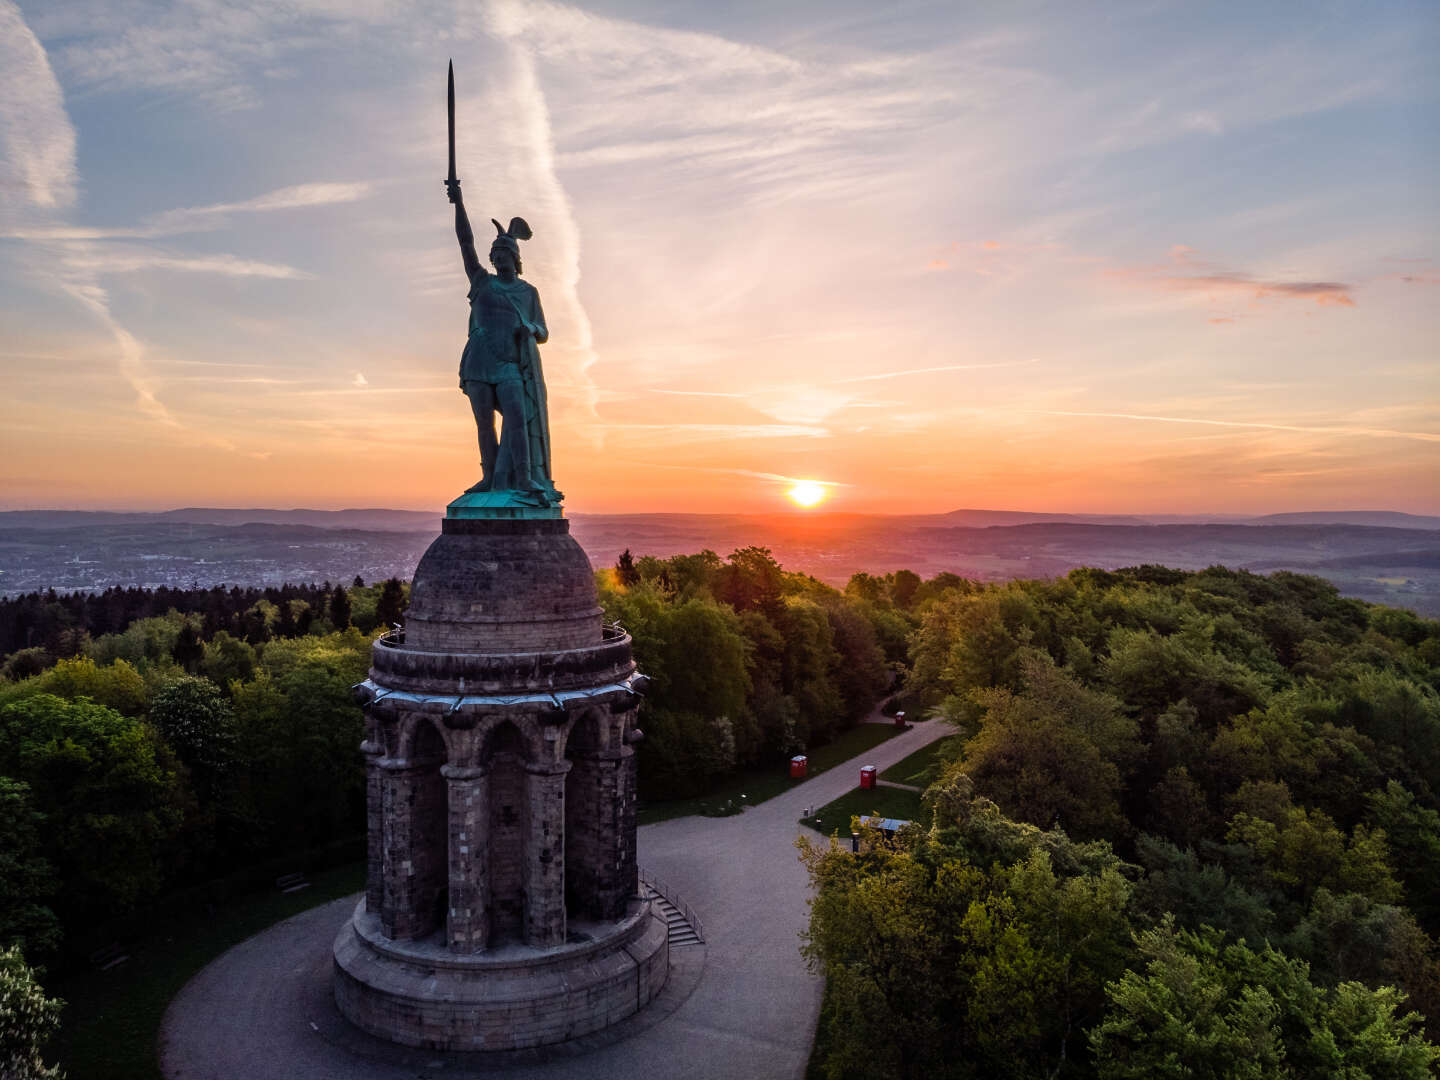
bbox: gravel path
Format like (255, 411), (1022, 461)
(160, 720), (951, 1080)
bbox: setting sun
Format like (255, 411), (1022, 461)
(787, 480), (828, 508)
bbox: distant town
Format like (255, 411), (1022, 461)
(2, 507), (1437, 616)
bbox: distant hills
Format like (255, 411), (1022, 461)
(4, 506), (1436, 532)
(0, 507), (442, 531)
(2, 506), (1438, 615)
(938, 508), (1440, 530)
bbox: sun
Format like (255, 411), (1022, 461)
(786, 480), (828, 508)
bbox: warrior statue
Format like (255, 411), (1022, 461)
(445, 62), (560, 505)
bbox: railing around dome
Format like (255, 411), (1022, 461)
(375, 623), (629, 651)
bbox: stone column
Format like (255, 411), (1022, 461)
(361, 736), (385, 916)
(442, 764), (490, 953)
(523, 759), (571, 947)
(617, 742), (639, 905)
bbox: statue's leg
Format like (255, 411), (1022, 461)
(465, 381), (498, 491)
(495, 379), (535, 491)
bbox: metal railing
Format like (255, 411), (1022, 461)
(637, 865), (705, 944)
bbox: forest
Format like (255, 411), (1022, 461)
(0, 548), (907, 1074)
(802, 565), (1440, 1078)
(2, 557), (1438, 1077)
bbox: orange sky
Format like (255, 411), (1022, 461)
(1, 1), (1436, 515)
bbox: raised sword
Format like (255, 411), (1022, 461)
(447, 59), (457, 192)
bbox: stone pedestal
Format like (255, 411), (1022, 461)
(333, 513), (663, 1051)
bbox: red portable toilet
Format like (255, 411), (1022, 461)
(790, 755), (808, 779)
(893, 710), (907, 728)
(859, 765), (877, 790)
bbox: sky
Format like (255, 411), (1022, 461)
(0, 0), (1436, 516)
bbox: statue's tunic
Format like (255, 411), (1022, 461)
(461, 272), (556, 497)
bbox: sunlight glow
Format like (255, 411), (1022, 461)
(787, 480), (828, 508)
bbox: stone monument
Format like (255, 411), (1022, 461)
(331, 63), (666, 1051)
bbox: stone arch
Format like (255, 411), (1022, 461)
(566, 707), (608, 755)
(395, 711), (451, 765)
(479, 716), (532, 765)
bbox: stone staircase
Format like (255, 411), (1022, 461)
(645, 887), (703, 947)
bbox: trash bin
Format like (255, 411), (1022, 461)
(893, 710), (907, 728)
(790, 755), (808, 779)
(860, 765), (877, 789)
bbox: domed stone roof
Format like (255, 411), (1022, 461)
(402, 518), (602, 653)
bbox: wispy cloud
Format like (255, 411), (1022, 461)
(0, 0), (75, 209)
(599, 422), (831, 442)
(1024, 409), (1439, 443)
(1105, 267), (1355, 307)
(481, 4), (602, 436)
(625, 460), (851, 488)
(73, 246), (311, 278)
(834, 359), (1042, 383)
(3, 180), (375, 239)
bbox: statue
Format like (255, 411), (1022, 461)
(445, 62), (561, 507)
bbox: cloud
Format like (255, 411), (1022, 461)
(2, 180), (376, 240)
(833, 359), (1041, 383)
(625, 461), (850, 488)
(74, 247), (311, 279)
(145, 181), (376, 232)
(1105, 264), (1356, 308)
(1023, 409), (1439, 443)
(0, 0), (76, 209)
(598, 422), (830, 442)
(480, 6), (603, 436)
(352, 372), (368, 387)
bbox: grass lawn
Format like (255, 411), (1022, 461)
(49, 861), (366, 1080)
(878, 732), (960, 786)
(637, 722), (905, 825)
(799, 784), (925, 836)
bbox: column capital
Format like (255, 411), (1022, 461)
(376, 755), (443, 772)
(440, 763), (489, 781)
(524, 759), (573, 778)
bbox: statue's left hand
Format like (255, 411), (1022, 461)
(445, 179), (462, 204)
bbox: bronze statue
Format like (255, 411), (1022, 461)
(446, 62), (560, 506)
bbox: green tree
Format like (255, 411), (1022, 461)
(0, 781), (60, 956)
(328, 585), (352, 631)
(615, 549), (640, 587)
(170, 620), (204, 673)
(1367, 782), (1440, 929)
(0, 649), (50, 682)
(0, 695), (186, 919)
(374, 578), (406, 631)
(148, 676), (239, 804)
(802, 774), (1136, 1079)
(0, 945), (64, 1080)
(199, 631), (256, 687)
(0, 658), (147, 717)
(1090, 920), (1440, 1079)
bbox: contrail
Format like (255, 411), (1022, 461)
(486, 4), (603, 439)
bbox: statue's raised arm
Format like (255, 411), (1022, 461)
(448, 181), (483, 283)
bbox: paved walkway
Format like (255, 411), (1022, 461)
(160, 720), (951, 1080)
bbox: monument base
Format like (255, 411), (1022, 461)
(332, 897), (669, 1051)
(447, 489), (564, 520)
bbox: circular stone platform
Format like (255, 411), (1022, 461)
(333, 896), (669, 1051)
